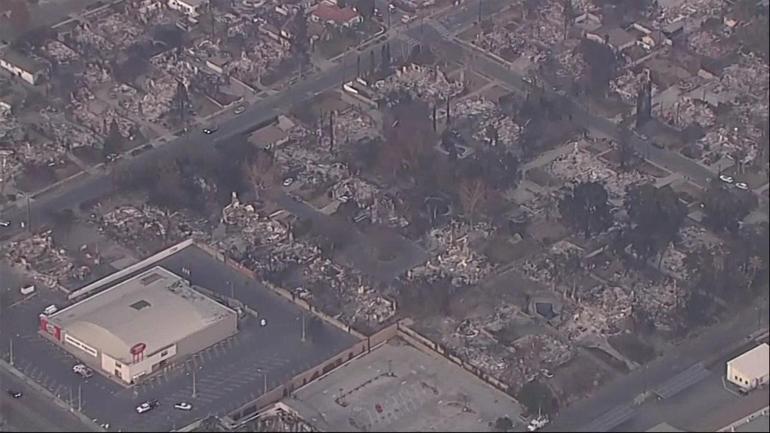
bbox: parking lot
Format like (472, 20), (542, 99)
(1, 244), (360, 431)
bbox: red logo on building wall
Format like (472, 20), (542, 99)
(131, 343), (146, 362)
(39, 315), (61, 341)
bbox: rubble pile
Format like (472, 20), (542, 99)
(549, 141), (652, 199)
(1, 231), (75, 288)
(40, 119), (101, 150)
(68, 22), (115, 55)
(561, 285), (634, 341)
(410, 220), (494, 286)
(374, 64), (464, 102)
(222, 193), (289, 245)
(140, 71), (179, 121)
(72, 103), (135, 138)
(722, 54), (770, 96)
(302, 257), (394, 327)
(332, 109), (377, 143)
(611, 70), (644, 106)
(456, 97), (522, 147)
(686, 29), (733, 58)
(658, 246), (689, 280)
(654, 95), (715, 129)
(96, 205), (207, 252)
(555, 40), (587, 79)
(96, 12), (145, 50)
(659, 0), (724, 23)
(83, 62), (112, 86)
(42, 40), (80, 64)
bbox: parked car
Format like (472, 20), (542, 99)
(0, 220), (11, 227)
(282, 177), (294, 187)
(43, 305), (58, 315)
(7, 390), (22, 398)
(651, 141), (665, 149)
(20, 285), (35, 295)
(135, 400), (159, 414)
(202, 125), (218, 134)
(233, 104), (247, 115)
(73, 364), (93, 378)
(719, 174), (735, 184)
(174, 402), (193, 411)
(735, 182), (749, 190)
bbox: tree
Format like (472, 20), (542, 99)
(173, 80), (190, 125)
(357, 0), (376, 20)
(378, 100), (436, 177)
(624, 184), (686, 265)
(579, 38), (616, 97)
(559, 181), (613, 238)
(494, 417), (514, 432)
(458, 177), (492, 222)
(702, 181), (757, 232)
(50, 208), (76, 241)
(291, 7), (309, 56)
(103, 119), (123, 157)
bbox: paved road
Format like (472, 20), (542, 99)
(0, 34), (408, 241)
(0, 367), (92, 432)
(543, 301), (768, 432)
(408, 24), (719, 189)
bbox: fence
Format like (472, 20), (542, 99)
(193, 241), (366, 340)
(67, 239), (195, 300)
(226, 323), (400, 423)
(396, 322), (512, 395)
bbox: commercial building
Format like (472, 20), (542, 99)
(0, 49), (48, 85)
(40, 266), (238, 385)
(727, 343), (769, 392)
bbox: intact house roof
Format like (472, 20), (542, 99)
(728, 343), (770, 379)
(49, 267), (236, 363)
(311, 3), (360, 24)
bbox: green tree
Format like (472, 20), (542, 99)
(624, 184), (686, 265)
(702, 181), (757, 232)
(357, 0), (376, 20)
(103, 119), (123, 157)
(559, 181), (613, 238)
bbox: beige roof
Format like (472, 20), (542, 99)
(728, 343), (770, 380)
(50, 267), (235, 363)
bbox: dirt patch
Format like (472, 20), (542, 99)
(585, 346), (629, 374)
(608, 333), (658, 365)
(551, 352), (613, 408)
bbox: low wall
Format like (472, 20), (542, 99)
(193, 241), (365, 340)
(227, 322), (399, 423)
(67, 239), (194, 300)
(396, 322), (512, 395)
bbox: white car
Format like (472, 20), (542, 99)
(0, 220), (10, 228)
(135, 400), (159, 414)
(43, 305), (58, 315)
(282, 177), (294, 187)
(233, 104), (247, 115)
(719, 174), (734, 184)
(73, 364), (93, 378)
(735, 182), (749, 190)
(174, 402), (192, 411)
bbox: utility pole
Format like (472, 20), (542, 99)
(228, 280), (233, 299)
(263, 372), (268, 394)
(301, 313), (306, 342)
(77, 384), (82, 411)
(9, 338), (13, 366)
(26, 195), (31, 232)
(192, 369), (197, 399)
